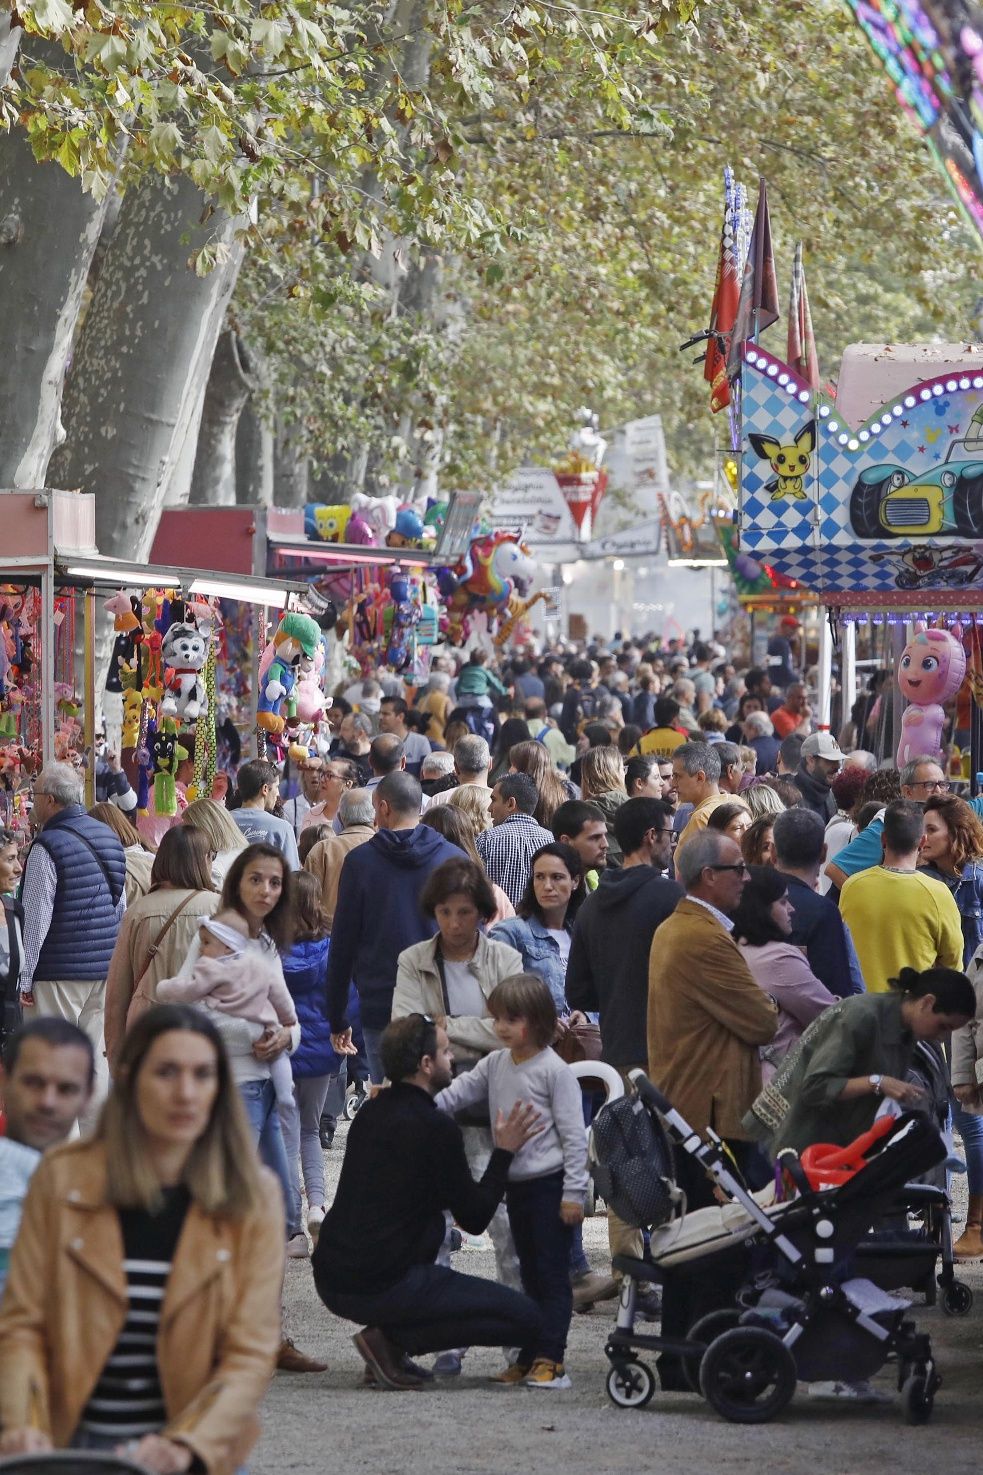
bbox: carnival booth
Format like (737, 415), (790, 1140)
(738, 343), (983, 784)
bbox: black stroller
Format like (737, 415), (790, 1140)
(590, 1071), (948, 1425)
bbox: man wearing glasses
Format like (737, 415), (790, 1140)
(824, 754), (963, 895)
(646, 827), (778, 1390)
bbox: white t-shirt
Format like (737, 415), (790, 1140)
(442, 958), (487, 1018)
(547, 928), (571, 972)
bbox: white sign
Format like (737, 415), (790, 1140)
(485, 467), (577, 545)
(623, 415), (669, 508)
(591, 520), (663, 558)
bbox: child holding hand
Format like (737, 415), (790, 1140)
(158, 911), (298, 1106)
(435, 971), (588, 1389)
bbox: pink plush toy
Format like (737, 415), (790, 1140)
(896, 627), (967, 770)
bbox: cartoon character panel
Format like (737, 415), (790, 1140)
(740, 344), (983, 596)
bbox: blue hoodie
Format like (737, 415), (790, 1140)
(282, 937), (339, 1078)
(327, 825), (464, 1031)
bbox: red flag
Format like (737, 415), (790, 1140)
(705, 206), (740, 414)
(726, 176), (780, 377)
(787, 241), (820, 389)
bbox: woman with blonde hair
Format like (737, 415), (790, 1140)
(104, 827), (218, 1070)
(0, 1004), (283, 1473)
(742, 781), (786, 819)
(509, 739), (570, 829)
(579, 745), (628, 867)
(181, 795), (247, 886)
(447, 782), (494, 834)
(89, 801), (157, 905)
(421, 804), (514, 922)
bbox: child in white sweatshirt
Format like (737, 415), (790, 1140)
(435, 972), (588, 1389)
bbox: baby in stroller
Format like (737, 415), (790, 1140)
(592, 1072), (949, 1425)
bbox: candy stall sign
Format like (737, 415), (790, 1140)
(486, 468), (578, 546)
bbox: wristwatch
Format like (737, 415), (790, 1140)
(868, 1074), (883, 1096)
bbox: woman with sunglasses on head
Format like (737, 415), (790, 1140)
(0, 1004), (283, 1473)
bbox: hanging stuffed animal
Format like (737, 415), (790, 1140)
(161, 621), (210, 722)
(151, 718), (186, 817)
(897, 626), (967, 770)
(121, 689), (143, 750)
(256, 612), (321, 736)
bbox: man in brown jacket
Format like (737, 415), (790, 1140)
(647, 826), (778, 1387)
(648, 827), (777, 1154)
(303, 788), (375, 930)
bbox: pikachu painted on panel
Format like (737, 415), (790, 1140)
(747, 420), (815, 501)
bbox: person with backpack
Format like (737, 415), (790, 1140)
(559, 659), (601, 744)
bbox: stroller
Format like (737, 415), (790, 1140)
(590, 1071), (947, 1425)
(801, 1042), (973, 1318)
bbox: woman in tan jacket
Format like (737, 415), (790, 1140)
(104, 827), (218, 1071)
(0, 1003), (283, 1474)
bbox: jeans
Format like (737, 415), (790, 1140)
(954, 1104), (983, 1195)
(320, 1262), (541, 1357)
(506, 1170), (573, 1365)
(362, 1025), (387, 1085)
(279, 1075), (331, 1220)
(240, 1077), (299, 1237)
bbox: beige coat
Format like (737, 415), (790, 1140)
(648, 898), (778, 1139)
(123, 846), (156, 906)
(0, 1141), (282, 1475)
(951, 946), (983, 1087)
(392, 931), (524, 1063)
(104, 886), (219, 1067)
(304, 823), (375, 931)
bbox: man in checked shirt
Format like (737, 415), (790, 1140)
(18, 763), (126, 1133)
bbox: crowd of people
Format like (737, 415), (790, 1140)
(0, 621), (981, 1457)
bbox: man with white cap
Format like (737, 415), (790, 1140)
(791, 732), (842, 821)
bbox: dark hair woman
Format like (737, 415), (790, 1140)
(490, 718), (536, 784)
(741, 815), (776, 868)
(732, 865), (836, 1081)
(0, 1005), (282, 1473)
(760, 966), (976, 1157)
(104, 826), (218, 1072)
(491, 842), (585, 1016)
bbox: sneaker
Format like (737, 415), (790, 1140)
(307, 1206), (326, 1241)
(807, 1380), (891, 1403)
(432, 1350), (464, 1376)
(286, 1232), (309, 1259)
(635, 1285), (662, 1321)
(491, 1361), (532, 1384)
(277, 1337), (327, 1373)
(525, 1359), (572, 1389)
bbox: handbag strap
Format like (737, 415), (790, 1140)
(434, 942), (451, 1016)
(134, 893), (198, 991)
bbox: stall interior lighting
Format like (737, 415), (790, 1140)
(65, 562), (160, 585)
(188, 576), (290, 606)
(666, 557), (728, 567)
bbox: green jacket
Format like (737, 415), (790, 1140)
(749, 992), (915, 1158)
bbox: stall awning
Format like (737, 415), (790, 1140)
(56, 554), (309, 607)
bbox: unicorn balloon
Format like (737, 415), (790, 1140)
(896, 626), (966, 770)
(438, 530), (536, 645)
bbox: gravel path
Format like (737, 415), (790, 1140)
(255, 1119), (983, 1473)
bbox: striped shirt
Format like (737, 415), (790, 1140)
(79, 1186), (190, 1439)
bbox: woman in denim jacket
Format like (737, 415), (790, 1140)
(490, 841), (586, 1014)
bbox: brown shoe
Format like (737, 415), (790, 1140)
(277, 1337), (327, 1373)
(353, 1328), (424, 1390)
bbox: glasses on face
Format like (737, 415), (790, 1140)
(705, 863), (749, 875)
(911, 779), (949, 793)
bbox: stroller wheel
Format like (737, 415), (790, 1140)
(699, 1327), (797, 1425)
(940, 1280), (974, 1316)
(606, 1359), (656, 1409)
(682, 1309), (742, 1393)
(902, 1371), (934, 1425)
(344, 1091), (364, 1121)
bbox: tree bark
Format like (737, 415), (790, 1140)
(50, 172), (244, 559)
(189, 329), (255, 505)
(273, 412), (309, 508)
(0, 133), (112, 486)
(235, 393), (274, 506)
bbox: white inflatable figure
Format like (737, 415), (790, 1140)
(570, 406), (607, 469)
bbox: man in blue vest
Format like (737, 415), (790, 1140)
(18, 763), (126, 1132)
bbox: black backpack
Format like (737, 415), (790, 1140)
(589, 1092), (676, 1229)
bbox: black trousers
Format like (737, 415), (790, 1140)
(506, 1170), (573, 1365)
(319, 1262), (542, 1357)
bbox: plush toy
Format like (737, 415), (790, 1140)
(122, 689), (143, 749)
(151, 718), (187, 817)
(161, 621), (210, 722)
(383, 568), (422, 670)
(896, 626), (967, 769)
(386, 506), (426, 548)
(257, 612), (321, 735)
(350, 492), (399, 542)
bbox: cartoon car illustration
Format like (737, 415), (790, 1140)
(870, 544), (983, 589)
(850, 422), (983, 539)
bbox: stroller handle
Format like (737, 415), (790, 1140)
(627, 1069), (671, 1116)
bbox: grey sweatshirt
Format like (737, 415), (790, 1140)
(436, 1047), (589, 1204)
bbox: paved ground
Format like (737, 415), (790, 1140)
(256, 1120), (983, 1474)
